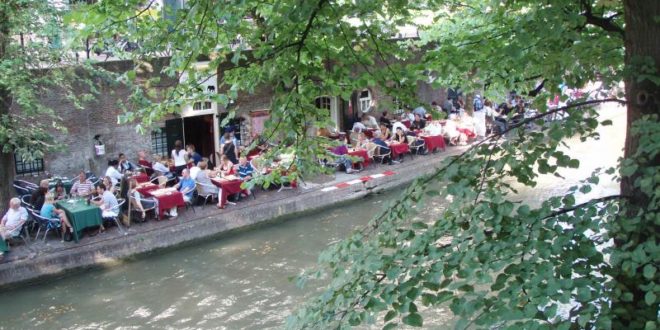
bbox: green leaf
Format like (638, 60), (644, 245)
(384, 310), (397, 322)
(383, 322), (398, 330)
(402, 312), (423, 327)
(642, 264), (656, 279)
(645, 291), (656, 306)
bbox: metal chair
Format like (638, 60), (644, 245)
(128, 195), (157, 222)
(30, 210), (63, 242)
(13, 184), (31, 196)
(195, 181), (217, 208)
(408, 136), (426, 156)
(102, 199), (126, 235)
(372, 147), (392, 165)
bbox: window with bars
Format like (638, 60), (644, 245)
(14, 153), (44, 176)
(151, 129), (168, 157)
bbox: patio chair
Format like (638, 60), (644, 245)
(102, 198), (126, 235)
(128, 195), (157, 223)
(30, 210), (63, 242)
(20, 195), (33, 209)
(195, 181), (217, 208)
(408, 136), (426, 156)
(372, 147), (392, 165)
(13, 184), (31, 196)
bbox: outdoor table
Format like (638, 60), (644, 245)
(133, 172), (150, 183)
(348, 149), (371, 169)
(143, 187), (185, 220)
(389, 142), (410, 159)
(56, 199), (103, 243)
(49, 178), (73, 194)
(136, 182), (159, 195)
(401, 120), (411, 128)
(420, 135), (447, 152)
(0, 238), (8, 253)
(211, 177), (245, 208)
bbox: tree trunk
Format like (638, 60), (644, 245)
(0, 4), (16, 209)
(615, 1), (660, 327)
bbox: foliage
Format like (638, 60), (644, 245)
(0, 0), (108, 162)
(65, 0), (657, 329)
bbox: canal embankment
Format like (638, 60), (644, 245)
(0, 147), (467, 288)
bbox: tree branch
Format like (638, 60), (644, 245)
(580, 0), (625, 38)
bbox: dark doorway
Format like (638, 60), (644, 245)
(183, 115), (215, 160)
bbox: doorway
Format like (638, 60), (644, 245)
(183, 115), (215, 160)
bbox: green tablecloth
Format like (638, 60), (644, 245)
(56, 200), (102, 243)
(49, 179), (73, 194)
(0, 238), (8, 252)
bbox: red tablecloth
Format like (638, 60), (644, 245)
(144, 188), (185, 219)
(421, 135), (446, 152)
(348, 149), (371, 169)
(389, 143), (410, 159)
(133, 173), (150, 183)
(364, 129), (375, 138)
(211, 178), (245, 208)
(401, 120), (411, 128)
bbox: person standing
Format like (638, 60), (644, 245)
(472, 94), (486, 139)
(171, 140), (187, 176)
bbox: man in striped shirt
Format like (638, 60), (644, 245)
(71, 171), (94, 197)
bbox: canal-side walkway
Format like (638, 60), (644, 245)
(0, 146), (467, 288)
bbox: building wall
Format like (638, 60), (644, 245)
(19, 53), (445, 178)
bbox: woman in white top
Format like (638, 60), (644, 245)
(171, 140), (187, 175)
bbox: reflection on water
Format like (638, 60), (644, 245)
(0, 105), (625, 330)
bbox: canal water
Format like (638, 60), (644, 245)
(0, 105), (624, 329)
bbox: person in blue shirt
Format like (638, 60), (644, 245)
(237, 157), (256, 197)
(371, 131), (396, 165)
(40, 193), (73, 241)
(237, 157), (254, 180)
(176, 169), (196, 203)
(186, 144), (203, 165)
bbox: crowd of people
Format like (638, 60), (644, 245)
(2, 91), (534, 251)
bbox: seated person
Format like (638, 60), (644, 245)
(71, 171), (94, 197)
(444, 115), (466, 145)
(217, 155), (235, 177)
(175, 169), (196, 203)
(372, 131), (395, 165)
(102, 176), (117, 194)
(0, 198), (28, 246)
(186, 144), (203, 166)
(118, 153), (136, 173)
(400, 108), (415, 122)
(353, 132), (370, 150)
(127, 178), (148, 221)
(237, 157), (257, 195)
(93, 183), (119, 220)
(409, 113), (426, 130)
(40, 193), (73, 240)
(30, 179), (49, 210)
(51, 181), (67, 201)
(195, 161), (223, 209)
(105, 159), (123, 186)
(362, 114), (379, 129)
(152, 156), (175, 182)
(352, 118), (367, 132)
(189, 160), (202, 181)
(413, 106), (427, 118)
(379, 123), (392, 140)
(137, 150), (153, 176)
(391, 127), (408, 144)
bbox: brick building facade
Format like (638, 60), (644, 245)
(13, 56), (445, 179)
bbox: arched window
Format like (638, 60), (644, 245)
(359, 89), (372, 113)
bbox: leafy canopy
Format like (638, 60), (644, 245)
(66, 0), (658, 329)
